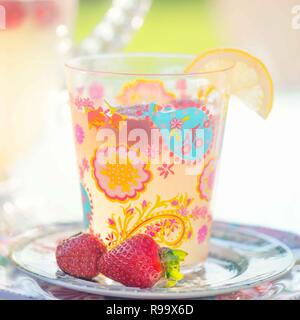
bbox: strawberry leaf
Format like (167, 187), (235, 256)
(159, 247), (187, 287)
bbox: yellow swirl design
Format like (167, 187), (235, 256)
(124, 211), (189, 247)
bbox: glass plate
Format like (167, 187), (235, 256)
(10, 222), (295, 299)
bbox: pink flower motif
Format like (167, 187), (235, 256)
(82, 158), (90, 171)
(89, 83), (104, 100)
(145, 224), (161, 237)
(74, 96), (94, 111)
(142, 200), (148, 208)
(167, 219), (177, 226)
(197, 225), (208, 243)
(92, 146), (151, 201)
(157, 163), (175, 179)
(105, 232), (115, 247)
(178, 206), (189, 217)
(126, 208), (135, 215)
(170, 118), (184, 129)
(75, 124), (84, 144)
(171, 200), (179, 206)
(107, 218), (115, 226)
(192, 206), (209, 220)
(165, 219), (178, 232)
(197, 159), (216, 201)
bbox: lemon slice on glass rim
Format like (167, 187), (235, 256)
(185, 48), (274, 119)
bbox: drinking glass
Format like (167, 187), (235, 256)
(0, 0), (77, 233)
(65, 53), (233, 269)
(0, 0), (77, 179)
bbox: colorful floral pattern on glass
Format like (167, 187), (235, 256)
(104, 194), (199, 249)
(197, 159), (216, 201)
(92, 146), (152, 202)
(68, 75), (227, 267)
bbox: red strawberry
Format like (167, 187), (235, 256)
(0, 1), (26, 29)
(56, 233), (107, 279)
(33, 1), (59, 27)
(98, 234), (187, 288)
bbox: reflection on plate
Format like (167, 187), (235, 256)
(10, 222), (295, 299)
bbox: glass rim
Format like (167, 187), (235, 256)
(65, 53), (235, 77)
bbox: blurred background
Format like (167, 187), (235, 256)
(1, 0), (300, 236)
(75, 0), (218, 52)
(76, 0), (300, 89)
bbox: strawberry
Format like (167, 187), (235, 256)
(98, 234), (187, 288)
(0, 1), (26, 29)
(56, 233), (107, 279)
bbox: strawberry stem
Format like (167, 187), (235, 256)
(159, 247), (188, 287)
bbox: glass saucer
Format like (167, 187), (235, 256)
(9, 221), (295, 299)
